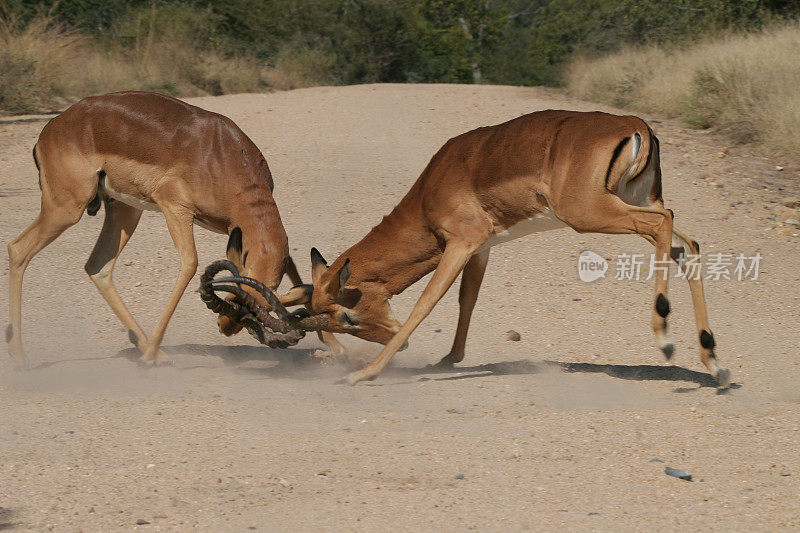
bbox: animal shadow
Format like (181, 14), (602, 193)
(547, 361), (739, 392)
(381, 360), (734, 392)
(115, 343), (344, 378)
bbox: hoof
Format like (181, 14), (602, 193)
(7, 345), (30, 370)
(661, 343), (675, 360)
(12, 357), (30, 371)
(715, 367), (731, 390)
(335, 373), (360, 386)
(435, 351), (463, 368)
(336, 369), (377, 386)
(140, 349), (171, 367)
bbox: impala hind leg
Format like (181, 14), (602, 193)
(645, 208), (676, 360)
(140, 203), (198, 366)
(558, 199), (678, 368)
(84, 200), (153, 355)
(670, 227), (730, 387)
(437, 249), (490, 367)
(343, 241), (478, 385)
(7, 205), (84, 367)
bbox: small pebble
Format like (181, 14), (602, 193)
(665, 466), (692, 481)
(506, 330), (521, 342)
(455, 473), (464, 480)
(780, 471), (791, 477)
(649, 458), (664, 463)
(136, 519), (150, 525)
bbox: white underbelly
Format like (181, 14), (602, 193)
(194, 218), (226, 234)
(474, 209), (567, 254)
(103, 182), (161, 212)
(100, 180), (225, 233)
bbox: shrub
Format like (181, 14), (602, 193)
(566, 22), (800, 162)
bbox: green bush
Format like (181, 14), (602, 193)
(2, 0), (800, 113)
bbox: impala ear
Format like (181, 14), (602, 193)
(337, 259), (351, 296)
(279, 284), (313, 306)
(310, 247), (328, 284)
(326, 258), (351, 298)
(226, 227), (243, 264)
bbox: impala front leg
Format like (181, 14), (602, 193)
(141, 204), (198, 366)
(438, 249), (490, 367)
(343, 242), (478, 385)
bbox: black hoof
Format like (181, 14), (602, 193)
(661, 343), (675, 360)
(716, 367), (731, 390)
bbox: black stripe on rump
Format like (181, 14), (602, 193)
(605, 136), (630, 190)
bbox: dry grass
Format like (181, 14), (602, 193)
(566, 22), (800, 162)
(0, 16), (87, 112)
(262, 42), (337, 91)
(0, 15), (323, 114)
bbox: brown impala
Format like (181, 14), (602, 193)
(6, 91), (342, 367)
(278, 110), (730, 387)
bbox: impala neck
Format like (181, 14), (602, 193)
(337, 195), (442, 297)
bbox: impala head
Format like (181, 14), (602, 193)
(217, 226), (288, 336)
(288, 248), (401, 344)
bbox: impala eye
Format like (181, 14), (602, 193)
(342, 312), (358, 327)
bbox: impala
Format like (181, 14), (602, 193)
(273, 110), (730, 386)
(6, 91), (342, 367)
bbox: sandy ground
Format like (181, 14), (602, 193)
(1, 84), (799, 531)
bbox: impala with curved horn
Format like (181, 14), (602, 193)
(6, 91), (342, 367)
(284, 110), (731, 387)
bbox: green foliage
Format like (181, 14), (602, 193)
(2, 0), (799, 100)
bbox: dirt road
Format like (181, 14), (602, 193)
(1, 84), (799, 531)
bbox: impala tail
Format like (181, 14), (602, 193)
(606, 128), (662, 208)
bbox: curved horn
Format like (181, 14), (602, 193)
(211, 278), (330, 332)
(199, 260), (243, 317)
(208, 284), (306, 347)
(207, 284), (292, 334)
(200, 262), (326, 346)
(208, 276), (291, 319)
(199, 261), (306, 348)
